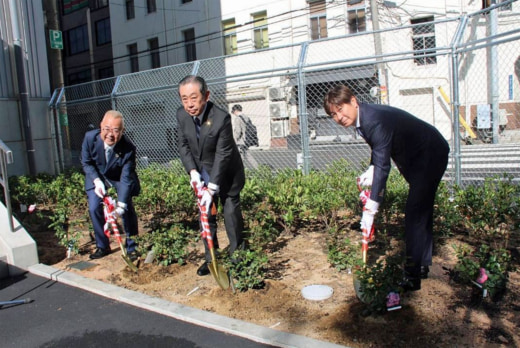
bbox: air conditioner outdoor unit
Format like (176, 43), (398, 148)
(271, 119), (288, 138)
(269, 87), (285, 101)
(269, 102), (287, 118)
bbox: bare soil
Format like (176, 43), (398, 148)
(28, 213), (520, 348)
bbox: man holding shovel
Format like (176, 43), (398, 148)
(176, 75), (245, 277)
(81, 110), (141, 261)
(323, 85), (449, 292)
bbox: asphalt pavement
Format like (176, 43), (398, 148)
(0, 264), (348, 348)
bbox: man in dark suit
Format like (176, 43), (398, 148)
(176, 75), (245, 276)
(324, 85), (449, 291)
(81, 110), (141, 260)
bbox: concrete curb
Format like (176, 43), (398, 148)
(28, 263), (350, 348)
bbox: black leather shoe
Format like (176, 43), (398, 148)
(128, 251), (139, 262)
(420, 266), (429, 279)
(89, 247), (111, 260)
(197, 262), (210, 276)
(399, 276), (421, 292)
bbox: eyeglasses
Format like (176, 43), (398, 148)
(102, 127), (122, 135)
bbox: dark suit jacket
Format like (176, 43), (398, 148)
(81, 129), (141, 204)
(177, 101), (245, 196)
(358, 103), (450, 203)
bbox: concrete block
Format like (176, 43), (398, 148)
(0, 254), (8, 279)
(0, 203), (39, 276)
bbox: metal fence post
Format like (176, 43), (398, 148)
(297, 42), (311, 175)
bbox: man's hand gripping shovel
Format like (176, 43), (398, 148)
(192, 184), (231, 290)
(102, 196), (139, 273)
(353, 178), (375, 303)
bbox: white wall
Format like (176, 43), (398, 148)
(0, 0), (54, 176)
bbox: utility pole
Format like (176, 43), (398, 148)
(370, 0), (388, 104)
(43, 0), (70, 170)
(43, 0), (65, 91)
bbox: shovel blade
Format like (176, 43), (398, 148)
(121, 254), (139, 273)
(208, 262), (230, 290)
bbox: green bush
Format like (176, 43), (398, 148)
(134, 224), (197, 266)
(8, 161), (518, 299)
(225, 249), (269, 291)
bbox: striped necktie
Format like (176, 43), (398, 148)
(194, 118), (201, 139)
(105, 147), (112, 162)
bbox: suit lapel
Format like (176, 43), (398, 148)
(96, 137), (108, 171)
(198, 103), (212, 156)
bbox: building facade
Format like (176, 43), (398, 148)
(0, 0), (53, 176)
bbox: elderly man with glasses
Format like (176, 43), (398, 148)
(81, 110), (141, 260)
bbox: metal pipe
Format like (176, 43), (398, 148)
(297, 42), (310, 175)
(450, 15), (468, 187)
(9, 0), (36, 176)
(489, 2), (500, 143)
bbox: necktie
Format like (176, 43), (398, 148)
(356, 127), (365, 139)
(194, 118), (201, 139)
(105, 147), (112, 162)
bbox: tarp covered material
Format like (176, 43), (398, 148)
(290, 65), (376, 85)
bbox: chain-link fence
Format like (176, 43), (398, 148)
(49, 2), (520, 188)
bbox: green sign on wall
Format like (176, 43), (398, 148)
(50, 30), (63, 50)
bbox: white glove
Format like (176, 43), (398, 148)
(361, 209), (376, 241)
(190, 170), (203, 196)
(358, 165), (374, 187)
(361, 199), (379, 242)
(199, 188), (214, 214)
(94, 178), (106, 199)
(115, 201), (127, 217)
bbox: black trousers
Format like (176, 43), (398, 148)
(202, 192), (244, 262)
(404, 145), (449, 272)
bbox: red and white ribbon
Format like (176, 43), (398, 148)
(103, 196), (121, 241)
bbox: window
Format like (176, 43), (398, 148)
(411, 16), (437, 65)
(67, 24), (89, 55)
(148, 37), (160, 69)
(222, 19), (237, 55)
(181, 0), (192, 3)
(183, 28), (196, 62)
(68, 69), (91, 85)
(63, 0), (88, 15)
(252, 11), (268, 50)
(128, 43), (139, 72)
(347, 0), (366, 34)
(126, 0), (135, 20)
(147, 0), (157, 13)
(98, 66), (114, 80)
(91, 0), (109, 10)
(310, 1), (327, 40)
(96, 18), (111, 46)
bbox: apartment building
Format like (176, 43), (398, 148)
(55, 0), (114, 86)
(48, 0), (519, 168)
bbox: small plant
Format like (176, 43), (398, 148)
(453, 243), (514, 300)
(225, 249), (269, 291)
(46, 170), (88, 254)
(354, 254), (404, 314)
(327, 227), (360, 272)
(434, 182), (462, 238)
